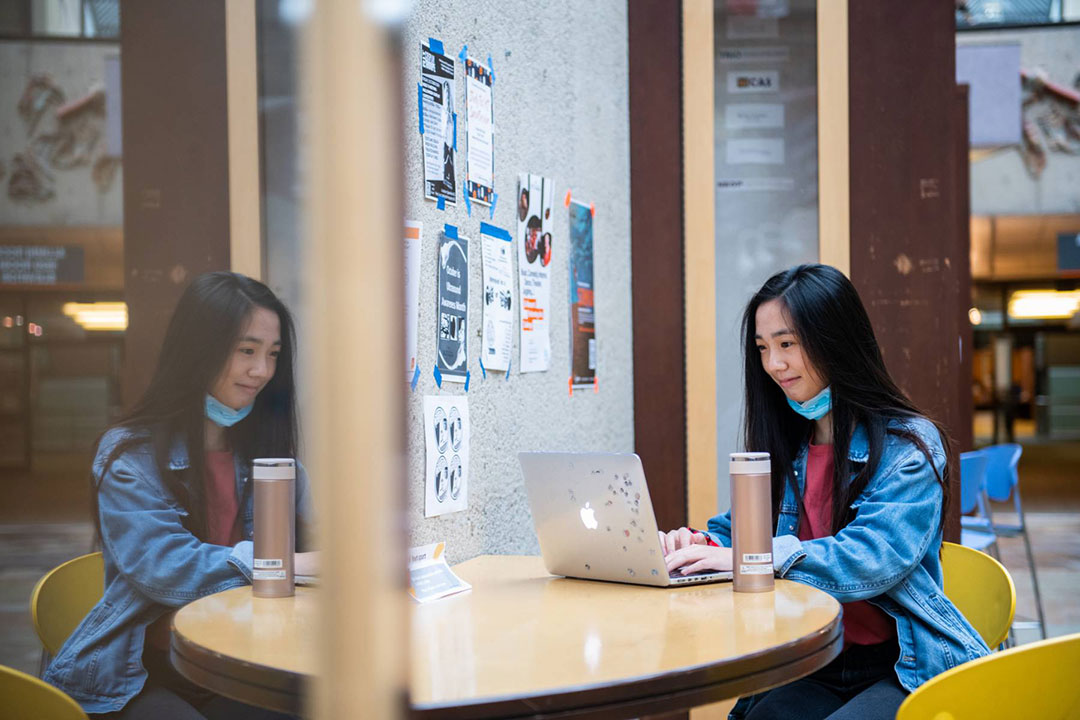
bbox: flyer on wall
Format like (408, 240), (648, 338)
(516, 173), (554, 373)
(405, 221), (422, 378)
(479, 222), (514, 372)
(568, 200), (596, 388)
(436, 227), (469, 382)
(423, 396), (469, 518)
(464, 56), (494, 207)
(420, 41), (456, 205)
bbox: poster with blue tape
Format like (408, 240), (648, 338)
(436, 226), (469, 382)
(420, 41), (456, 206)
(464, 56), (495, 207)
(569, 201), (596, 387)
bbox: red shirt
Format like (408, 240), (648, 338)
(800, 442), (896, 648)
(145, 451), (240, 650)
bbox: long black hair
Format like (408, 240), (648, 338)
(93, 272), (298, 541)
(741, 264), (952, 534)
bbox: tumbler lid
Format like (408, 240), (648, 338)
(729, 452), (770, 475)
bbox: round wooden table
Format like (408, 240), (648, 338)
(171, 555), (842, 718)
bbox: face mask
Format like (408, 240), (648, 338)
(786, 386), (832, 421)
(205, 394), (253, 427)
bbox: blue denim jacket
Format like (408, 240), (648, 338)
(43, 427), (314, 714)
(707, 417), (990, 693)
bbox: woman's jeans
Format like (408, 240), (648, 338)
(731, 638), (908, 720)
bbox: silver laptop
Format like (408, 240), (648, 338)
(519, 451), (732, 587)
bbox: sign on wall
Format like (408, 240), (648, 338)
(0, 245), (85, 285)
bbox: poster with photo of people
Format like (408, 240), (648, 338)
(569, 200), (596, 388)
(516, 173), (554, 373)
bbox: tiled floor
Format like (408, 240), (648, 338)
(0, 522), (94, 674)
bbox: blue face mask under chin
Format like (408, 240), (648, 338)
(787, 386), (832, 421)
(205, 394), (253, 427)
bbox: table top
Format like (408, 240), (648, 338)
(172, 555), (842, 718)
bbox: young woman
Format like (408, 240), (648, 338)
(44, 272), (316, 719)
(661, 264), (989, 720)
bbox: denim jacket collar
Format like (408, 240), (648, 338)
(165, 435), (251, 485)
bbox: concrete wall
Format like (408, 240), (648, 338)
(402, 0), (634, 562)
(960, 26), (1080, 215)
(0, 42), (122, 226)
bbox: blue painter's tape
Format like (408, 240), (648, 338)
(417, 84), (424, 134)
(410, 365), (420, 391)
(480, 222), (511, 242)
(464, 192), (472, 216)
(487, 54), (495, 81)
(458, 44), (468, 62)
(452, 113), (457, 151)
(506, 356), (511, 379)
(436, 196), (445, 211)
(444, 223), (458, 240)
(464, 371), (471, 392)
(479, 357), (487, 379)
(488, 192), (499, 220)
(428, 38), (444, 56)
(433, 364), (442, 388)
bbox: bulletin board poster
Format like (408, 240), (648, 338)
(516, 174), (554, 373)
(569, 200), (596, 388)
(420, 42), (457, 206)
(464, 57), (495, 206)
(436, 228), (469, 382)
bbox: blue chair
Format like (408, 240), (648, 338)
(958, 450), (998, 557)
(980, 443), (1045, 640)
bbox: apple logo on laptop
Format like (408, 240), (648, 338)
(580, 502), (598, 530)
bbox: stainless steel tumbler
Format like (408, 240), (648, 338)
(252, 458), (295, 598)
(730, 452), (775, 593)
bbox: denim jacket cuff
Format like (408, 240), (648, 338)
(228, 540), (255, 581)
(771, 534), (805, 576)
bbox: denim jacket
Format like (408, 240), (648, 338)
(706, 417), (990, 694)
(43, 427), (314, 714)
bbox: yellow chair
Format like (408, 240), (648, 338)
(0, 664), (89, 720)
(941, 541), (1016, 649)
(895, 632), (1080, 720)
(30, 552), (105, 670)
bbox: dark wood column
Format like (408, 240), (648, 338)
(848, 2), (968, 540)
(629, 0), (686, 532)
(120, 0), (232, 405)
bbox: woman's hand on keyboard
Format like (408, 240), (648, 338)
(658, 527), (708, 556)
(664, 545), (733, 575)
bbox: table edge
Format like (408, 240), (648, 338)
(409, 611), (842, 719)
(171, 618), (304, 714)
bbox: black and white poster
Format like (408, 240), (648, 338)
(420, 41), (457, 205)
(436, 226), (469, 382)
(423, 396), (469, 517)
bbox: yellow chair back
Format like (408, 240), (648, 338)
(0, 664), (89, 720)
(31, 552), (105, 656)
(941, 541), (1015, 649)
(895, 632), (1080, 720)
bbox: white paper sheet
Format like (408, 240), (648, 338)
(726, 138), (785, 165)
(424, 395), (469, 517)
(480, 224), (514, 372)
(405, 221), (422, 378)
(408, 541), (472, 603)
(516, 174), (554, 373)
(464, 57), (495, 205)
